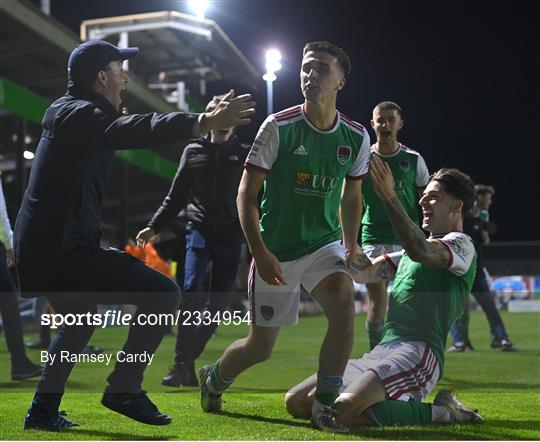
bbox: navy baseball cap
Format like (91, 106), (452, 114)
(67, 40), (139, 81)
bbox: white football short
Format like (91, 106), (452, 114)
(362, 244), (402, 260)
(248, 240), (352, 327)
(341, 341), (440, 402)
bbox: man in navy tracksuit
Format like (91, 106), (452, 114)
(14, 39), (255, 431)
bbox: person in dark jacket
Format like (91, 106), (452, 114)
(447, 184), (515, 352)
(0, 175), (43, 381)
(14, 39), (255, 431)
(136, 94), (249, 388)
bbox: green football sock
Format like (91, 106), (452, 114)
(314, 373), (342, 407)
(364, 400), (432, 426)
(207, 361), (234, 394)
(366, 320), (384, 350)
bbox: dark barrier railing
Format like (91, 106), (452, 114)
(484, 241), (540, 276)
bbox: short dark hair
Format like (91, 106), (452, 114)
(475, 184), (495, 196)
(303, 41), (351, 79)
(430, 168), (475, 216)
(374, 101), (403, 118)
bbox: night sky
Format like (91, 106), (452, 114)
(29, 0), (539, 241)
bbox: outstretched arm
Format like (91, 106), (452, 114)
(351, 254), (398, 284)
(370, 156), (450, 269)
(137, 147), (191, 247)
(99, 90), (256, 150)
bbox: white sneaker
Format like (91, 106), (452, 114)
(433, 390), (484, 423)
(311, 405), (349, 433)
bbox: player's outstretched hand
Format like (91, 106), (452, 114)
(349, 249), (374, 283)
(136, 227), (156, 248)
(349, 248), (371, 272)
(254, 248), (287, 286)
(370, 155), (396, 202)
(201, 89), (256, 133)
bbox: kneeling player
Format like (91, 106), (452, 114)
(285, 158), (484, 431)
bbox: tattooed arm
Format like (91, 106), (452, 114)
(369, 156), (451, 269)
(352, 253), (399, 284)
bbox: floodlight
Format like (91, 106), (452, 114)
(188, 0), (208, 20)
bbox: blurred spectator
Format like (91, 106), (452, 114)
(448, 184), (516, 352)
(137, 94), (249, 388)
(0, 174), (42, 380)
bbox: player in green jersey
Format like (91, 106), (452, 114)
(199, 41), (372, 432)
(285, 158), (483, 431)
(361, 101), (430, 350)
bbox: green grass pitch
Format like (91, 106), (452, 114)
(1, 311), (539, 440)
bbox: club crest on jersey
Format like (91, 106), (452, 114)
(260, 305), (274, 321)
(399, 160), (410, 171)
(337, 146), (351, 165)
